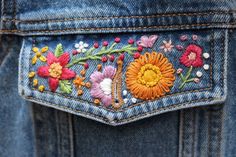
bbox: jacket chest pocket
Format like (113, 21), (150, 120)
(18, 29), (227, 125)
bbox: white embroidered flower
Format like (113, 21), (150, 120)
(160, 40), (174, 52)
(75, 41), (89, 53)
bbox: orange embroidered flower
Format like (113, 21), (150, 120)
(126, 52), (175, 100)
(73, 76), (85, 88)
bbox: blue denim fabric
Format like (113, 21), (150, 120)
(0, 36), (35, 157)
(0, 0), (236, 157)
(1, 0), (236, 35)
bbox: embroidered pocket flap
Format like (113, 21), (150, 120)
(19, 30), (227, 125)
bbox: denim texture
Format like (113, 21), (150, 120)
(1, 0), (236, 35)
(0, 0), (236, 157)
(0, 36), (35, 157)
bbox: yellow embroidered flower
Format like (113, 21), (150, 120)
(126, 52), (175, 100)
(31, 46), (48, 64)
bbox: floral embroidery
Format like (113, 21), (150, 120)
(75, 41), (89, 53)
(90, 66), (116, 107)
(73, 76), (85, 88)
(160, 40), (174, 52)
(177, 44), (204, 89)
(67, 37), (138, 67)
(28, 33), (210, 110)
(31, 46), (48, 64)
(37, 51), (76, 92)
(73, 75), (91, 96)
(137, 35), (158, 48)
(126, 52), (175, 100)
(179, 44), (203, 67)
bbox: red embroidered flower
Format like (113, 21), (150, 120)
(37, 52), (76, 92)
(179, 44), (203, 67)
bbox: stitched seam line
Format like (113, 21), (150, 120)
(178, 110), (184, 157)
(31, 86), (211, 113)
(68, 114), (74, 157)
(2, 23), (236, 33)
(0, 23), (216, 33)
(217, 109), (223, 157)
(1, 10), (234, 23)
(191, 111), (196, 157)
(3, 22), (236, 34)
(25, 95), (215, 123)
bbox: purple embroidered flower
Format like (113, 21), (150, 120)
(176, 45), (184, 51)
(180, 35), (188, 41)
(90, 66), (116, 107)
(137, 35), (158, 48)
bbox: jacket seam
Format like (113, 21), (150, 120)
(1, 10), (235, 23)
(1, 23), (236, 34)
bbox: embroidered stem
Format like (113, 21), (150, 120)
(67, 44), (137, 68)
(179, 66), (194, 89)
(111, 60), (124, 109)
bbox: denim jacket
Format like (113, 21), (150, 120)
(0, 0), (236, 157)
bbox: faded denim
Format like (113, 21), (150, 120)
(0, 0), (236, 157)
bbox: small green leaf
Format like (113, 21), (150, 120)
(55, 43), (63, 57)
(59, 80), (72, 94)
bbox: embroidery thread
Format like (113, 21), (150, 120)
(177, 44), (203, 89)
(126, 52), (175, 100)
(31, 46), (48, 64)
(90, 66), (117, 107)
(137, 35), (158, 48)
(37, 44), (76, 93)
(67, 37), (139, 67)
(29, 34), (209, 110)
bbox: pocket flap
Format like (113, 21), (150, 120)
(18, 29), (227, 125)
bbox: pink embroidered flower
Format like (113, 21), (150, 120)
(37, 52), (76, 92)
(179, 44), (203, 67)
(90, 66), (116, 107)
(160, 40), (174, 52)
(137, 35), (158, 48)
